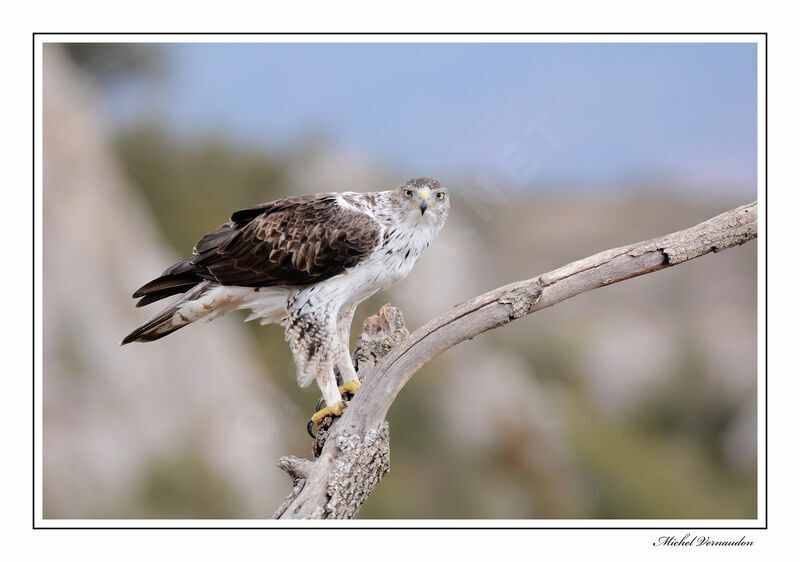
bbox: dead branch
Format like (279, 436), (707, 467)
(274, 201), (757, 519)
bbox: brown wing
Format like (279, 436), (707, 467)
(133, 194), (382, 308)
(191, 194), (382, 286)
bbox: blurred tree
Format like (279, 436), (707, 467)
(115, 123), (286, 253)
(63, 43), (164, 82)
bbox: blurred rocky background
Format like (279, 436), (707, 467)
(42, 42), (757, 519)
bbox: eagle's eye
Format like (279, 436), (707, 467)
(403, 189), (414, 199)
(435, 191), (446, 201)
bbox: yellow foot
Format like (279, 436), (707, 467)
(338, 381), (361, 396)
(307, 383), (361, 438)
(310, 400), (348, 426)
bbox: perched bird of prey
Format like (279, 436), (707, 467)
(122, 177), (449, 428)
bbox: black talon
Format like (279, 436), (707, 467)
(315, 396), (325, 412)
(307, 400), (349, 439)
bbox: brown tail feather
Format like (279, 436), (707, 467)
(134, 281), (200, 308)
(132, 263), (206, 307)
(121, 281), (213, 345)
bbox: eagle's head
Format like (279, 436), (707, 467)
(396, 177), (450, 227)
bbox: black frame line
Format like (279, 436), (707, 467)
(31, 31), (768, 531)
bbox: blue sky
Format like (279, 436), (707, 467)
(106, 42), (758, 196)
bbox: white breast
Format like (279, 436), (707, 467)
(374, 221), (437, 288)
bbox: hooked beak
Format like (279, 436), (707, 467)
(418, 188), (430, 215)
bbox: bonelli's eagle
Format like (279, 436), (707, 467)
(122, 178), (450, 430)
